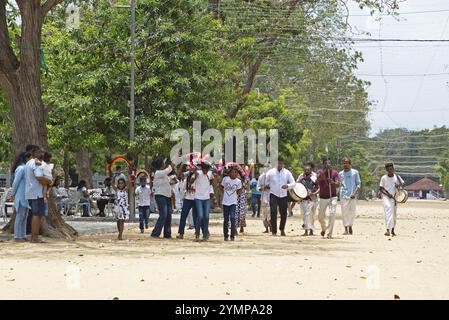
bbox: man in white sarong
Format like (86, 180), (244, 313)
(379, 163), (404, 237)
(297, 164), (319, 236)
(339, 157), (361, 235)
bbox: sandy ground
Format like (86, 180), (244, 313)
(0, 200), (448, 300)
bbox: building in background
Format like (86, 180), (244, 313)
(405, 177), (443, 199)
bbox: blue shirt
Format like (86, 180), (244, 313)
(339, 169), (361, 199)
(25, 158), (44, 200)
(250, 178), (261, 196)
(12, 164), (30, 209)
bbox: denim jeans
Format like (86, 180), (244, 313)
(251, 193), (261, 216)
(138, 206), (150, 230)
(194, 199), (210, 238)
(14, 205), (28, 239)
(178, 199), (196, 235)
(151, 195), (172, 238)
(223, 204), (237, 239)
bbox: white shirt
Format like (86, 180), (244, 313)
(41, 161), (54, 181)
(221, 176), (242, 206)
(379, 174), (404, 199)
(193, 171), (213, 200)
(135, 185), (151, 207)
(265, 167), (296, 198)
(153, 166), (173, 198)
(180, 174), (196, 200)
(297, 171), (317, 182)
(257, 172), (270, 204)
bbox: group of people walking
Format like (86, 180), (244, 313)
(9, 146), (405, 242)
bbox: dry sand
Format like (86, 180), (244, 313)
(0, 200), (448, 300)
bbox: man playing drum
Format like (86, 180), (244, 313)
(339, 157), (361, 235)
(317, 156), (340, 239)
(297, 164), (319, 236)
(297, 162), (318, 227)
(379, 163), (404, 237)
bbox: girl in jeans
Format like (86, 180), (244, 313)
(192, 162), (214, 241)
(221, 168), (242, 241)
(150, 157), (174, 239)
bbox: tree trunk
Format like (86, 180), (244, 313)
(63, 147), (70, 188)
(75, 148), (93, 188)
(0, 0), (77, 239)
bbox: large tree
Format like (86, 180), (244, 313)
(0, 0), (77, 238)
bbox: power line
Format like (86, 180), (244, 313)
(356, 72), (449, 77)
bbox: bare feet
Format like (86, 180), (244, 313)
(343, 231), (349, 235)
(320, 231), (325, 237)
(384, 231), (391, 236)
(117, 235), (123, 240)
(391, 231), (397, 237)
(326, 234), (333, 239)
(301, 232), (308, 236)
(309, 231), (314, 236)
(176, 234), (184, 239)
(349, 226), (353, 235)
(240, 227), (244, 234)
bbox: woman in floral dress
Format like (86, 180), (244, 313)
(236, 170), (249, 234)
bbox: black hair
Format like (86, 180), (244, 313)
(277, 156), (284, 162)
(117, 178), (126, 189)
(306, 162), (315, 169)
(25, 144), (40, 152)
(152, 157), (165, 170)
(11, 151), (31, 173)
(43, 151), (52, 163)
(322, 156), (330, 163)
(385, 163), (394, 169)
(104, 177), (112, 183)
(115, 165), (121, 170)
(77, 180), (87, 190)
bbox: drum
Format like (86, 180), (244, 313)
(394, 189), (408, 204)
(289, 183), (308, 202)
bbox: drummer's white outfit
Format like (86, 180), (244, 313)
(339, 169), (361, 227)
(297, 173), (318, 231)
(379, 174), (404, 230)
(297, 172), (318, 226)
(257, 172), (271, 229)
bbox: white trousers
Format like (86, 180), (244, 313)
(341, 198), (357, 227)
(311, 199), (318, 226)
(383, 197), (397, 230)
(300, 200), (315, 230)
(318, 197), (338, 236)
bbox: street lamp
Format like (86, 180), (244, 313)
(114, 0), (136, 221)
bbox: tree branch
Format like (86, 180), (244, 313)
(41, 0), (64, 17)
(0, 0), (19, 74)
